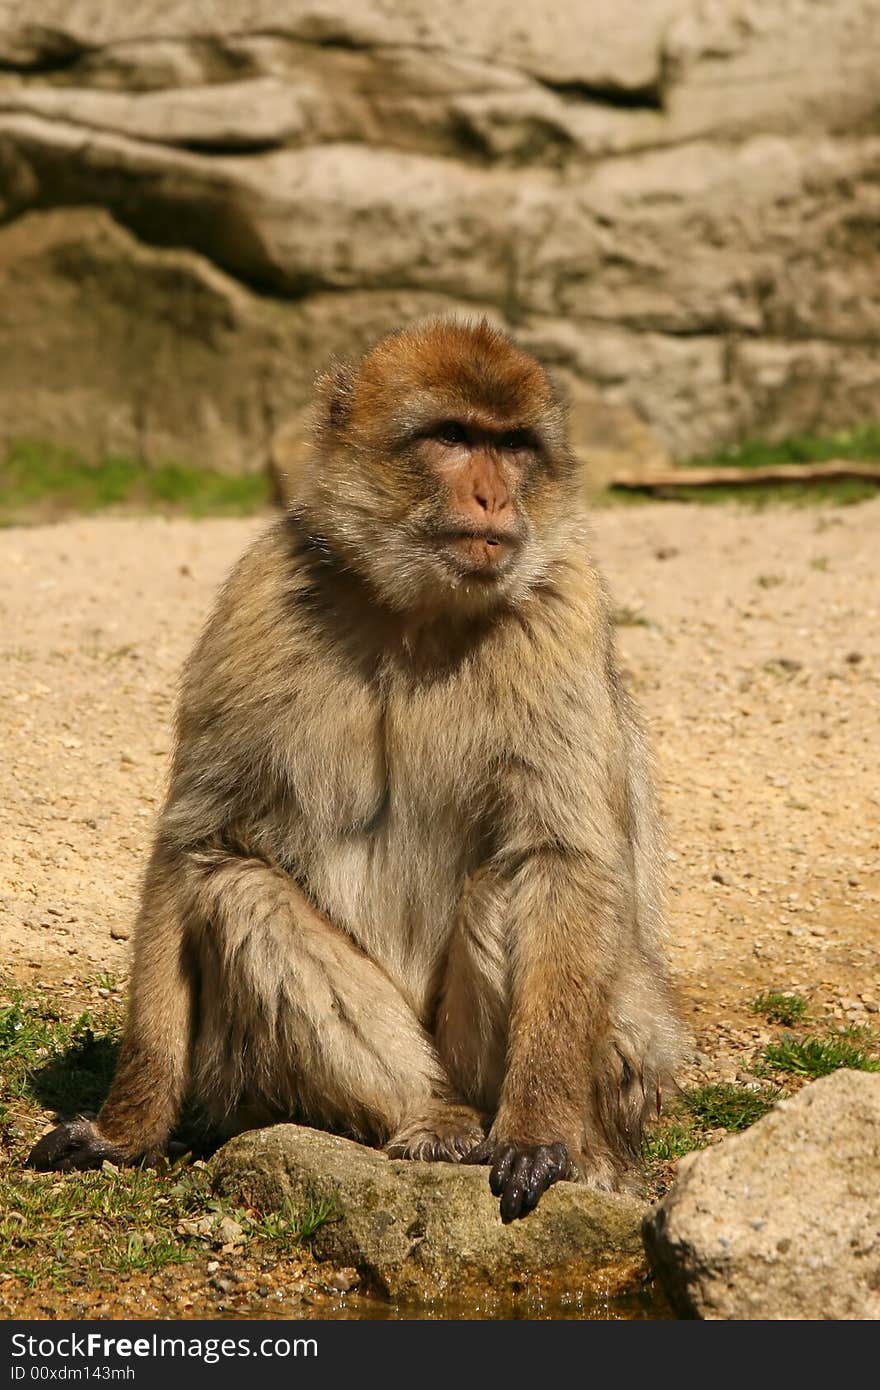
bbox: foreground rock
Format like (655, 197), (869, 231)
(213, 1124), (644, 1305)
(644, 1071), (880, 1320)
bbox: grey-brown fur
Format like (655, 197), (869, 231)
(28, 318), (682, 1218)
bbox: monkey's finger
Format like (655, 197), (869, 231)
(488, 1144), (517, 1196)
(461, 1139), (493, 1166)
(544, 1141), (572, 1182)
(27, 1119), (118, 1172)
(519, 1145), (568, 1212)
(451, 1132), (485, 1160)
(518, 1181), (544, 1217)
(499, 1151), (535, 1222)
(519, 1154), (553, 1213)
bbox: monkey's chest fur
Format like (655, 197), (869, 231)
(277, 663), (492, 1021)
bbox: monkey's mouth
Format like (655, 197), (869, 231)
(432, 530), (520, 580)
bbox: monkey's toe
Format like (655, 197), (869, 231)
(27, 1119), (124, 1172)
(385, 1105), (486, 1162)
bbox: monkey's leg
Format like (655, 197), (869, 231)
(433, 865), (509, 1114)
(189, 853), (483, 1160)
(28, 851), (194, 1171)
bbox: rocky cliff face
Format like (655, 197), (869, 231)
(0, 1), (878, 475)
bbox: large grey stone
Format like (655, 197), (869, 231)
(643, 1071), (880, 1320)
(213, 1123), (645, 1305)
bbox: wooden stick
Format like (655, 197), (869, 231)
(610, 460), (880, 492)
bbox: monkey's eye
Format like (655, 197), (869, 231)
(431, 420), (469, 446)
(497, 429), (534, 453)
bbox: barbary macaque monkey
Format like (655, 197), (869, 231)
(29, 319), (681, 1220)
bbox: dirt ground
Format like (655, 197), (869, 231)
(2, 501), (879, 1081)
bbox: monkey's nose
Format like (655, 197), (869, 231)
(460, 456), (514, 526)
(473, 484), (511, 516)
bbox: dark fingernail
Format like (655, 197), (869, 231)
(500, 1185), (523, 1222)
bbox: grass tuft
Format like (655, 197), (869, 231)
(680, 1081), (783, 1133)
(642, 1079), (785, 1192)
(761, 1033), (880, 1078)
(247, 1195), (338, 1250)
(751, 991), (808, 1027)
(641, 1121), (702, 1165)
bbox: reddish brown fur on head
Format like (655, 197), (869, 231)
(300, 318), (582, 615)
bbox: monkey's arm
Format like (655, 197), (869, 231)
(466, 833), (634, 1218)
(28, 845), (194, 1170)
(466, 607), (638, 1218)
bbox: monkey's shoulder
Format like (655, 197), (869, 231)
(182, 518), (353, 687)
(174, 520), (382, 797)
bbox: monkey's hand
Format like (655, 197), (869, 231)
(463, 1137), (574, 1222)
(27, 1119), (126, 1172)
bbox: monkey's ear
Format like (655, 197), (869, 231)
(314, 359), (357, 437)
(543, 366), (571, 420)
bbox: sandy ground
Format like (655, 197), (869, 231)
(1, 503), (878, 1075)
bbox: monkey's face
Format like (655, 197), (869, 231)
(397, 420), (540, 605)
(306, 319), (582, 617)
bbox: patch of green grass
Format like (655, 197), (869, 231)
(688, 424), (880, 470)
(642, 1080), (784, 1191)
(674, 424), (880, 509)
(0, 1163), (211, 1288)
(0, 991), (121, 1120)
(611, 604), (653, 627)
(247, 1195), (338, 1251)
(641, 1121), (703, 1165)
(0, 985), (333, 1292)
(681, 1081), (783, 1133)
(0, 1166), (337, 1290)
(0, 439), (270, 525)
(761, 1033), (880, 1078)
(751, 991), (808, 1027)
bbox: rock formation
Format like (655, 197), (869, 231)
(1, 1), (878, 475)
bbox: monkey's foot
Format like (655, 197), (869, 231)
(27, 1119), (126, 1172)
(464, 1138), (573, 1222)
(385, 1104), (486, 1162)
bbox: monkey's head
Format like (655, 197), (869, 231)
(299, 318), (583, 617)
